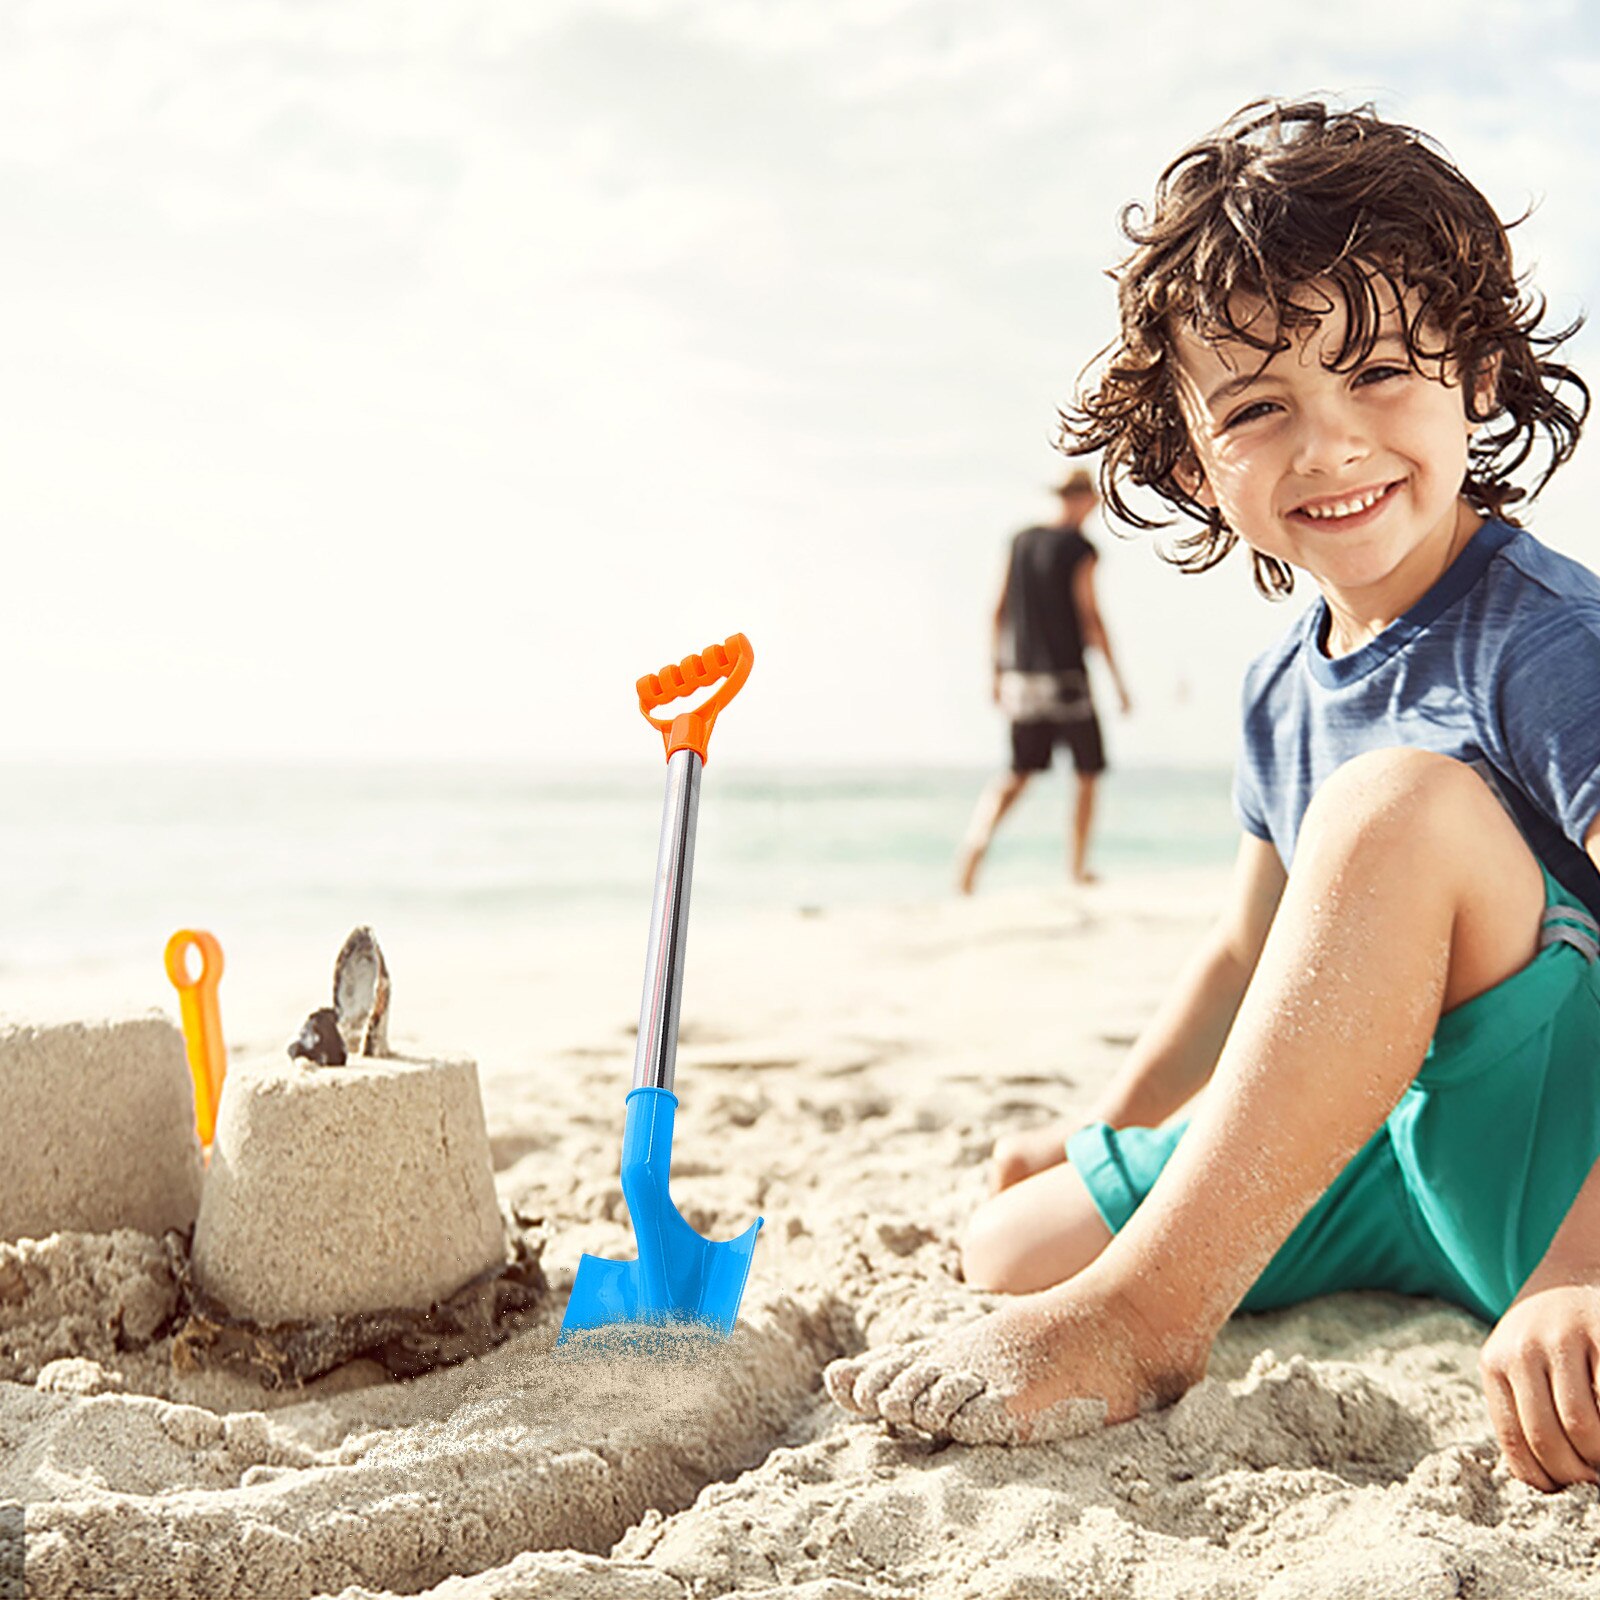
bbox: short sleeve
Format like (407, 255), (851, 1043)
(1232, 749), (1272, 840)
(1494, 601), (1600, 848)
(1232, 676), (1274, 841)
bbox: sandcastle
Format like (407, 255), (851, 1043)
(0, 1016), (203, 1243)
(190, 929), (508, 1326)
(190, 1050), (508, 1323)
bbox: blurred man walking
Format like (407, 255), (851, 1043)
(957, 469), (1131, 892)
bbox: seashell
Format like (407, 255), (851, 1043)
(333, 926), (391, 1058)
(288, 1008), (346, 1067)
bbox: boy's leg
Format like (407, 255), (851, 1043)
(829, 749), (1547, 1444)
(956, 769), (1030, 894)
(961, 1159), (1114, 1293)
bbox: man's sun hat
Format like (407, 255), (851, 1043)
(1054, 467), (1097, 496)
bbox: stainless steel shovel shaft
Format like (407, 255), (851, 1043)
(635, 748), (701, 1093)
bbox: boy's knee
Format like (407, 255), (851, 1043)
(1296, 749), (1546, 991)
(1299, 748), (1518, 866)
(960, 1198), (1043, 1294)
(961, 1161), (1114, 1294)
(959, 1205), (1013, 1292)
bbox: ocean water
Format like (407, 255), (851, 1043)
(0, 762), (1236, 975)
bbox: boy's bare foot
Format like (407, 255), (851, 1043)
(825, 1272), (1205, 1445)
(989, 1121), (1077, 1194)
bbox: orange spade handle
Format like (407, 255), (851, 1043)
(165, 929), (227, 1147)
(637, 632), (753, 762)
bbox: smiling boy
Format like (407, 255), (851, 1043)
(826, 101), (1600, 1489)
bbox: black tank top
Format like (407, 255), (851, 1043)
(1001, 524), (1095, 673)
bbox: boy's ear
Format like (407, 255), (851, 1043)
(1468, 350), (1503, 428)
(1173, 450), (1215, 507)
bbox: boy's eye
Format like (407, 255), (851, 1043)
(1222, 399), (1279, 429)
(1354, 363), (1409, 387)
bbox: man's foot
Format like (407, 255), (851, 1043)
(988, 1121), (1076, 1195)
(1072, 868), (1100, 886)
(824, 1275), (1205, 1446)
(955, 845), (982, 896)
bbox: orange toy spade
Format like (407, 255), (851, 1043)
(165, 928), (227, 1146)
(559, 633), (763, 1340)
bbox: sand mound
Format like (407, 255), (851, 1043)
(16, 1289), (843, 1600)
(0, 1230), (177, 1384)
(601, 1303), (1598, 1600)
(330, 1553), (685, 1599)
(170, 1228), (549, 1388)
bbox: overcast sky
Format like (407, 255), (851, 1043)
(2, 0), (1596, 768)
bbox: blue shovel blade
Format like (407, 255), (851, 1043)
(561, 1250), (642, 1331)
(559, 1087), (762, 1343)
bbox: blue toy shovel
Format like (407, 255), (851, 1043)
(559, 634), (763, 1341)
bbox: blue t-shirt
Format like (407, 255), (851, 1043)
(1234, 519), (1600, 918)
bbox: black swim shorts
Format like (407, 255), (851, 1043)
(1010, 715), (1106, 777)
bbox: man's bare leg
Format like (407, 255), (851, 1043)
(829, 750), (1546, 1443)
(957, 771), (1030, 894)
(1071, 772), (1099, 883)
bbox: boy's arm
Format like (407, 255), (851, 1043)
(1071, 558), (1132, 714)
(989, 556), (1012, 704)
(1480, 1160), (1600, 1490)
(1091, 833), (1285, 1129)
(1477, 812), (1600, 1490)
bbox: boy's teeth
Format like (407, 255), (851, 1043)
(1301, 486), (1386, 520)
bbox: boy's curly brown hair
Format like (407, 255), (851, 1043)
(1060, 99), (1589, 597)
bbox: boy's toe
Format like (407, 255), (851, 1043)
(851, 1344), (928, 1413)
(878, 1360), (940, 1425)
(940, 1391), (1108, 1448)
(944, 1390), (1028, 1447)
(825, 1344), (928, 1416)
(823, 1356), (867, 1412)
(913, 1371), (987, 1434)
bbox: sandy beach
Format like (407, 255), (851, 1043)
(6, 869), (1600, 1599)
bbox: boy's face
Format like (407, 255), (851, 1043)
(1172, 278), (1485, 616)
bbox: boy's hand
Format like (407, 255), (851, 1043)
(988, 1121), (1082, 1195)
(1480, 1284), (1600, 1490)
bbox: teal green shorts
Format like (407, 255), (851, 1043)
(1067, 868), (1600, 1323)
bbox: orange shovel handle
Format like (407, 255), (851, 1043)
(637, 632), (753, 762)
(165, 929), (227, 1147)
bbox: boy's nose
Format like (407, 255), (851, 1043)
(1290, 400), (1370, 477)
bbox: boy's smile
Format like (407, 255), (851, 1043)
(1289, 479), (1400, 526)
(1173, 279), (1488, 654)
